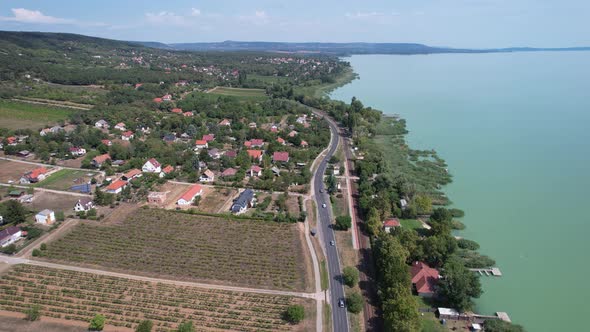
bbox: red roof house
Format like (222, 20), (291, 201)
(202, 134), (215, 142)
(221, 168), (238, 178)
(277, 137), (286, 145)
(177, 184), (203, 205)
(153, 97), (163, 103)
(171, 108), (183, 114)
(383, 218), (401, 233)
(105, 180), (128, 194)
(247, 149), (263, 162)
(410, 261), (440, 297)
(123, 169), (142, 181)
(273, 152), (290, 163)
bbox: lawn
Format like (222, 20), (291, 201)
(0, 264), (312, 332)
(34, 169), (97, 191)
(208, 86), (267, 99)
(0, 99), (75, 129)
(400, 219), (424, 230)
(41, 208), (311, 291)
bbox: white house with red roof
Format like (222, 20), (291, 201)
(277, 137), (286, 145)
(249, 165), (262, 177)
(114, 122), (126, 131)
(177, 184), (203, 206)
(69, 147), (86, 157)
(273, 152), (290, 163)
(101, 139), (113, 147)
(92, 154), (111, 168)
(171, 108), (183, 114)
(411, 261), (440, 297)
(105, 180), (128, 194)
(219, 119), (231, 126)
(300, 140), (309, 147)
(122, 169), (142, 181)
(160, 165), (174, 178)
(202, 134), (215, 142)
(121, 131), (134, 140)
(20, 167), (48, 184)
(162, 94), (172, 101)
(142, 159), (162, 173)
(199, 169), (215, 183)
(383, 218), (401, 233)
(194, 140), (208, 150)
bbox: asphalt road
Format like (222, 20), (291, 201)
(313, 114), (350, 332)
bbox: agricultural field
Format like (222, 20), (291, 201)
(34, 169), (97, 192)
(207, 86), (267, 99)
(197, 186), (238, 213)
(0, 160), (40, 184)
(0, 264), (313, 332)
(28, 191), (82, 215)
(0, 100), (75, 129)
(41, 208), (311, 291)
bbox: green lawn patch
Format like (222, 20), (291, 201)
(208, 86), (267, 99)
(35, 169), (97, 191)
(320, 259), (329, 291)
(400, 219), (424, 230)
(0, 99), (75, 129)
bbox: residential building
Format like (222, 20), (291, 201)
(142, 158), (162, 173)
(249, 122), (257, 128)
(288, 130), (298, 137)
(247, 149), (263, 163)
(273, 151), (290, 163)
(231, 189), (255, 214)
(277, 137), (286, 145)
(249, 165), (262, 177)
(199, 169), (215, 182)
(147, 191), (167, 204)
(122, 168), (142, 181)
(95, 119), (109, 129)
(300, 140), (309, 147)
(160, 165), (174, 178)
(183, 111), (194, 117)
(35, 209), (56, 225)
(114, 122), (126, 131)
(177, 184), (203, 205)
(333, 165), (340, 175)
(208, 148), (221, 160)
(163, 134), (177, 144)
(382, 218), (401, 233)
(20, 167), (48, 184)
(194, 140), (208, 150)
(411, 261), (440, 297)
(202, 134), (215, 142)
(73, 198), (94, 212)
(219, 119), (231, 126)
(224, 150), (237, 158)
(101, 139), (112, 147)
(105, 180), (128, 194)
(244, 139), (264, 148)
(221, 168), (238, 178)
(0, 226), (22, 247)
(92, 154), (111, 168)
(162, 94), (172, 101)
(171, 108), (183, 114)
(69, 147), (86, 156)
(121, 131), (134, 140)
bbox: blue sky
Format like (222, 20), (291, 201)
(0, 0), (588, 47)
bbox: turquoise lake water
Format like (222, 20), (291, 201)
(331, 53), (590, 331)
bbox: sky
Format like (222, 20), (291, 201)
(0, 0), (588, 48)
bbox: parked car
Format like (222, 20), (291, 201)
(322, 203), (327, 208)
(338, 299), (345, 308)
(330, 240), (335, 246)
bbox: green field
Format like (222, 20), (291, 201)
(208, 86), (267, 99)
(400, 219), (424, 230)
(0, 99), (75, 129)
(42, 208), (310, 291)
(35, 169), (97, 191)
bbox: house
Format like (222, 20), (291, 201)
(101, 139), (113, 147)
(73, 198), (94, 212)
(177, 184), (203, 205)
(245, 139), (264, 148)
(153, 97), (163, 103)
(202, 134), (215, 142)
(333, 165), (340, 176)
(400, 199), (408, 210)
(221, 168), (237, 178)
(171, 108), (183, 114)
(411, 261), (440, 297)
(300, 140), (309, 147)
(122, 168), (142, 181)
(208, 148), (221, 159)
(92, 154), (111, 168)
(199, 169), (215, 182)
(18, 194), (34, 204)
(382, 218), (401, 233)
(105, 180), (128, 194)
(163, 134), (177, 144)
(249, 165), (262, 177)
(288, 130), (298, 137)
(183, 111), (194, 117)
(436, 308), (460, 320)
(162, 94), (172, 101)
(247, 150), (263, 163)
(147, 191), (167, 204)
(142, 158), (162, 173)
(6, 136), (17, 146)
(114, 122), (126, 131)
(35, 209), (56, 225)
(249, 122), (257, 129)
(95, 120), (109, 129)
(39, 126), (62, 136)
(277, 137), (286, 145)
(69, 147), (87, 157)
(135, 83), (143, 89)
(296, 115), (307, 124)
(231, 189), (255, 214)
(160, 165), (174, 178)
(224, 150), (237, 158)
(219, 119), (231, 126)
(121, 131), (134, 140)
(194, 140), (208, 150)
(0, 226), (22, 248)
(20, 167), (48, 184)
(273, 152), (290, 163)
(270, 124), (279, 133)
(8, 190), (25, 198)
(17, 150), (30, 157)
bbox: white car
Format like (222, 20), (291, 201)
(322, 203), (327, 208)
(330, 240), (335, 246)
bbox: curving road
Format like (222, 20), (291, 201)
(311, 108), (350, 332)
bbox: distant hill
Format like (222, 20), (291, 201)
(134, 40), (590, 55)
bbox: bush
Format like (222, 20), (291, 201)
(0, 244), (17, 255)
(485, 319), (526, 332)
(458, 239), (480, 250)
(89, 314), (105, 331)
(457, 249), (496, 268)
(32, 249), (42, 257)
(346, 292), (363, 314)
(55, 210), (65, 221)
(449, 208), (465, 218)
(451, 220), (465, 230)
(284, 304), (305, 323)
(23, 227), (43, 240)
(40, 243), (47, 251)
(24, 304), (41, 321)
(176, 321), (195, 332)
(335, 215), (352, 230)
(342, 266), (359, 287)
(135, 320), (153, 332)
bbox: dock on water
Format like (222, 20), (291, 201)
(469, 267), (502, 277)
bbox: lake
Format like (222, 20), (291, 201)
(331, 52), (590, 331)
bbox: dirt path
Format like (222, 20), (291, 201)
(11, 98), (93, 110)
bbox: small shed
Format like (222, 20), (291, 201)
(437, 308), (460, 320)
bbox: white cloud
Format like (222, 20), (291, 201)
(190, 8), (201, 17)
(0, 8), (74, 24)
(239, 10), (270, 25)
(345, 11), (384, 19)
(145, 11), (190, 26)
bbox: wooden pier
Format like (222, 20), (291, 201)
(469, 267), (502, 277)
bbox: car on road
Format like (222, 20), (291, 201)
(322, 203), (327, 208)
(330, 240), (335, 246)
(319, 188), (323, 193)
(338, 299), (345, 308)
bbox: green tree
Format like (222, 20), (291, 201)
(3, 200), (27, 223)
(135, 320), (154, 332)
(342, 266), (359, 287)
(346, 292), (363, 314)
(484, 319), (526, 332)
(55, 210), (65, 221)
(32, 249), (42, 257)
(421, 234), (457, 267)
(335, 215), (352, 230)
(89, 314), (105, 331)
(0, 244), (17, 254)
(284, 304), (305, 324)
(176, 321), (195, 332)
(24, 304), (41, 321)
(413, 194), (432, 215)
(382, 287), (420, 332)
(40, 243), (47, 251)
(438, 256), (482, 311)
